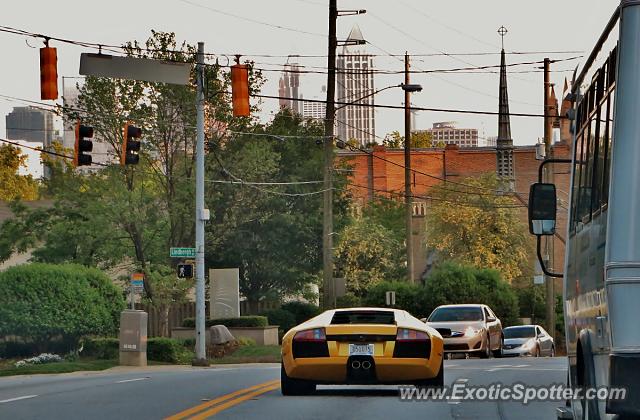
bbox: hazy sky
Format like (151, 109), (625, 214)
(0, 0), (620, 146)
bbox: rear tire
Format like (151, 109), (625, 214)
(281, 362), (316, 396)
(492, 334), (503, 358)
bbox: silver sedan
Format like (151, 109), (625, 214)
(502, 325), (555, 357)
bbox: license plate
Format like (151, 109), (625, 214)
(349, 343), (374, 356)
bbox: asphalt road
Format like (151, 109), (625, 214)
(0, 357), (568, 419)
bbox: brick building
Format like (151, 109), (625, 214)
(338, 142), (571, 282)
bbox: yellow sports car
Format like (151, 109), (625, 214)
(280, 307), (444, 395)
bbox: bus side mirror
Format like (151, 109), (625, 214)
(528, 183), (557, 236)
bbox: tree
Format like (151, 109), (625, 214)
(424, 262), (519, 326)
(334, 218), (405, 297)
(205, 109), (350, 306)
(0, 263), (124, 354)
(382, 130), (440, 148)
(0, 144), (39, 201)
(425, 173), (533, 283)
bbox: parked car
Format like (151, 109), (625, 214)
(280, 307), (444, 395)
(425, 304), (503, 358)
(502, 325), (555, 357)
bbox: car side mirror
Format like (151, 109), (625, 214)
(419, 317), (427, 323)
(528, 183), (557, 236)
(486, 316), (496, 323)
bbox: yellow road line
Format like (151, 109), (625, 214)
(165, 379), (280, 420)
(190, 382), (281, 419)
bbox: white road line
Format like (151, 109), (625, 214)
(455, 378), (469, 383)
(115, 377), (149, 384)
(0, 395), (38, 404)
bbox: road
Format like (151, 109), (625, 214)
(0, 357), (567, 419)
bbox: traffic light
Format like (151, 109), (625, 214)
(231, 63), (250, 117)
(40, 45), (58, 100)
(121, 122), (142, 165)
(74, 122), (93, 167)
(177, 263), (194, 279)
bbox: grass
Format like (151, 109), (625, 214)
(210, 345), (281, 364)
(0, 358), (118, 377)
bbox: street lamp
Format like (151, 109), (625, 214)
(401, 83), (423, 93)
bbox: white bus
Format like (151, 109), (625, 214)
(528, 1), (639, 419)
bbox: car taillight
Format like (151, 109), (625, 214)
(294, 328), (326, 342)
(396, 328), (429, 341)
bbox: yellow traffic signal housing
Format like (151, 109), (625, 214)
(74, 122), (93, 167)
(40, 46), (58, 100)
(121, 122), (142, 165)
(231, 64), (250, 117)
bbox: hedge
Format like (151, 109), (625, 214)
(182, 316), (268, 328)
(261, 309), (296, 334)
(0, 263), (125, 355)
(281, 302), (321, 324)
(82, 337), (193, 363)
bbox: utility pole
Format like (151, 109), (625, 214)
(322, 0), (338, 309)
(543, 57), (555, 342)
(404, 53), (414, 283)
(193, 42), (207, 366)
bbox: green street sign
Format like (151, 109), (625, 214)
(170, 247), (196, 258)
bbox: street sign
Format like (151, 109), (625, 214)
(131, 272), (145, 293)
(177, 263), (194, 279)
(170, 247), (196, 258)
(385, 291), (396, 306)
(79, 53), (190, 85)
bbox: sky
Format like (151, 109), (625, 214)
(0, 0), (621, 147)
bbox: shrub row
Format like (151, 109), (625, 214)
(182, 316), (268, 329)
(81, 337), (194, 363)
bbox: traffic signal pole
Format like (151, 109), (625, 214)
(193, 42), (207, 366)
(543, 57), (555, 343)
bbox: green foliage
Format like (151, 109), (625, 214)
(426, 173), (533, 283)
(261, 308), (296, 333)
(236, 337), (256, 346)
(0, 144), (39, 201)
(424, 262), (520, 326)
(0, 264), (125, 353)
(182, 316), (268, 328)
(147, 337), (192, 363)
(514, 284), (546, 321)
(335, 217), (405, 297)
(281, 301), (321, 324)
(382, 130), (437, 149)
(361, 281), (426, 318)
(81, 337), (119, 360)
(0, 341), (34, 359)
(335, 293), (361, 308)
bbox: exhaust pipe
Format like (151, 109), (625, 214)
(351, 360), (361, 369)
(362, 361), (371, 370)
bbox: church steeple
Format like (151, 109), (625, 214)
(496, 26), (515, 192)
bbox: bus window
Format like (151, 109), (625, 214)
(578, 120), (594, 222)
(571, 131), (586, 229)
(589, 111), (601, 213)
(603, 91), (615, 204)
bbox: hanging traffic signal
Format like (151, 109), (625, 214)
(231, 63), (250, 117)
(40, 45), (58, 100)
(74, 122), (93, 167)
(121, 122), (142, 165)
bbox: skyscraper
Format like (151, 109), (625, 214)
(278, 61), (303, 115)
(336, 25), (376, 146)
(302, 86), (327, 121)
(5, 106), (55, 145)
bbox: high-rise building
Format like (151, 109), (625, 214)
(5, 106), (55, 145)
(302, 86), (327, 121)
(62, 82), (112, 168)
(278, 61), (303, 115)
(419, 122), (479, 148)
(336, 25), (376, 146)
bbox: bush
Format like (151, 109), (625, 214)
(335, 293), (361, 308)
(0, 263), (125, 355)
(281, 301), (321, 324)
(361, 281), (425, 318)
(182, 316), (268, 329)
(423, 262), (520, 325)
(148, 338), (191, 363)
(261, 309), (296, 334)
(81, 337), (119, 360)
